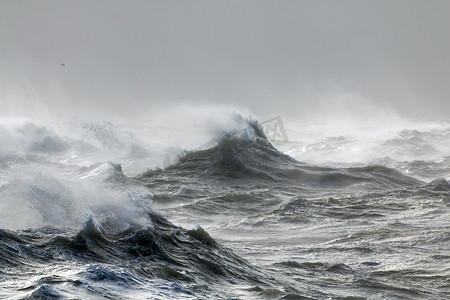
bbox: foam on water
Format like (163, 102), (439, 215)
(0, 114), (449, 299)
(277, 118), (450, 179)
(0, 119), (159, 231)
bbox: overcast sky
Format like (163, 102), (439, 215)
(1, 0), (449, 122)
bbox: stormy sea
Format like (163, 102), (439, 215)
(0, 115), (449, 299)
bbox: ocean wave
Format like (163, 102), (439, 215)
(139, 120), (422, 190)
(0, 212), (276, 299)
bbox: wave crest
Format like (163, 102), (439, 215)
(139, 119), (422, 189)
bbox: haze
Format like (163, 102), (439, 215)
(1, 0), (449, 122)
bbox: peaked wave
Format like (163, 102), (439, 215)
(0, 212), (275, 299)
(138, 120), (422, 190)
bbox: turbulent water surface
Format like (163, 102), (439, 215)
(0, 117), (449, 299)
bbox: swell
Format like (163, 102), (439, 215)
(0, 212), (269, 295)
(138, 120), (422, 190)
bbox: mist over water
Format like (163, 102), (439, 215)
(1, 1), (450, 299)
(0, 110), (448, 299)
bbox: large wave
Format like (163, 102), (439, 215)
(0, 203), (299, 299)
(139, 119), (422, 190)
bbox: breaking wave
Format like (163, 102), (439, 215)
(140, 120), (422, 190)
(1, 116), (449, 299)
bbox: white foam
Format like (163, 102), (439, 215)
(278, 118), (450, 165)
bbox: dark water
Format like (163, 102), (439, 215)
(0, 119), (449, 299)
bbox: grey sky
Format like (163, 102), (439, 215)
(1, 0), (449, 121)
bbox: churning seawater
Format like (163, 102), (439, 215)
(0, 116), (449, 299)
